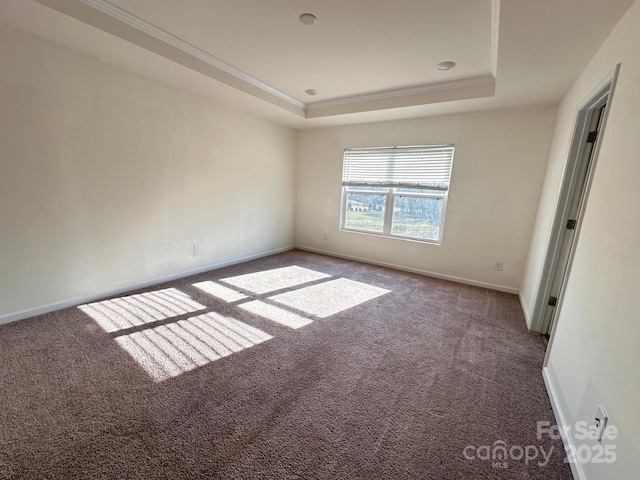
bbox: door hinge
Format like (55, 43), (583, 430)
(587, 131), (598, 143)
(566, 219), (577, 230)
(548, 296), (558, 307)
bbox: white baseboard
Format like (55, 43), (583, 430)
(1, 244), (519, 325)
(542, 367), (586, 480)
(296, 245), (519, 294)
(0, 245), (295, 326)
(519, 292), (531, 326)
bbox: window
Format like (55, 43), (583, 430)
(340, 145), (454, 243)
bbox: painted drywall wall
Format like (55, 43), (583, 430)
(296, 106), (557, 292)
(521, 1), (640, 478)
(0, 24), (296, 323)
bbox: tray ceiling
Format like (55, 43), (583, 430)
(34, 0), (498, 118)
(0, 0), (635, 127)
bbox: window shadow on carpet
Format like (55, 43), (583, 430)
(78, 264), (390, 382)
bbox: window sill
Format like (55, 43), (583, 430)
(339, 227), (442, 246)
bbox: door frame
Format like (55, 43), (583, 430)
(530, 65), (620, 336)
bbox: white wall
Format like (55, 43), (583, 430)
(296, 106), (557, 292)
(521, 1), (640, 478)
(0, 24), (296, 323)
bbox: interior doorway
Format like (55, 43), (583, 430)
(530, 66), (619, 338)
(543, 103), (606, 335)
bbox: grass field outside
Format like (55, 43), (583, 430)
(344, 209), (439, 241)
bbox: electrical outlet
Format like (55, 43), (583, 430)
(494, 261), (503, 271)
(323, 234), (328, 241)
(192, 242), (202, 256)
(594, 404), (608, 442)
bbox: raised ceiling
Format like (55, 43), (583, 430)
(0, 0), (635, 128)
(106, 0), (495, 103)
(31, 0), (497, 118)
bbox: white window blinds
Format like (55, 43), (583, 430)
(342, 145), (454, 191)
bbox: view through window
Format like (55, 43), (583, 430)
(341, 145), (455, 243)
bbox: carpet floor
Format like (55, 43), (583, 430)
(0, 250), (573, 479)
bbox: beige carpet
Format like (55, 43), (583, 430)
(0, 250), (572, 479)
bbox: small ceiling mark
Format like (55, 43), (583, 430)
(436, 61), (457, 71)
(305, 89), (319, 96)
(299, 13), (317, 26)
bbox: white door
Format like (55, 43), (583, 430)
(544, 104), (606, 334)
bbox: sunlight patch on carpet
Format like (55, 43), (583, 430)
(220, 265), (330, 295)
(270, 278), (390, 318)
(115, 313), (272, 382)
(192, 280), (248, 302)
(239, 300), (313, 329)
(79, 288), (206, 332)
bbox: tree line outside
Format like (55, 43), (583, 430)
(344, 192), (443, 241)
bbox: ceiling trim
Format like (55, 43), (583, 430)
(35, 0), (306, 116)
(79, 0), (306, 109)
(305, 80), (496, 118)
(306, 75), (496, 111)
(491, 0), (500, 78)
(35, 0), (498, 119)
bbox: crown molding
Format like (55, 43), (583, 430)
(305, 75), (496, 111)
(35, 0), (499, 120)
(491, 0), (501, 78)
(78, 0), (305, 109)
(304, 79), (495, 118)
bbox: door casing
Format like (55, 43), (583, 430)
(529, 65), (620, 337)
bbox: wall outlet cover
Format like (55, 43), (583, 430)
(594, 404), (608, 442)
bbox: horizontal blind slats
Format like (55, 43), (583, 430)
(343, 144), (454, 189)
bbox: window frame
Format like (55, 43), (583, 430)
(339, 145), (454, 244)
